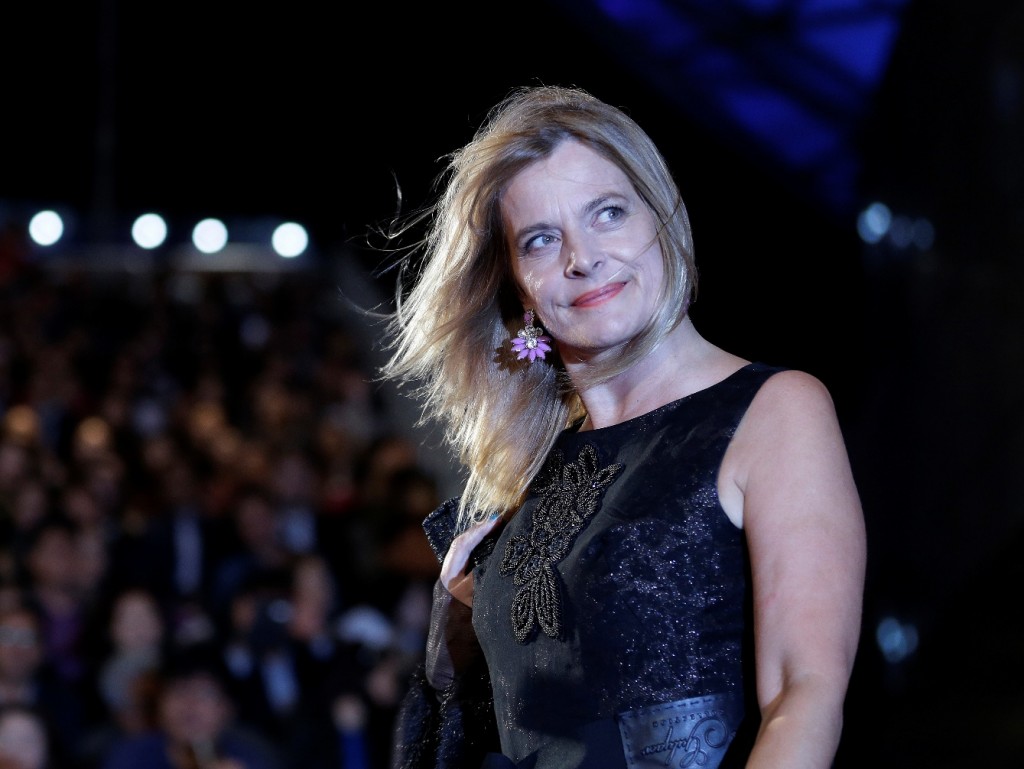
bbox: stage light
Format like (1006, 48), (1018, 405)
(131, 213), (168, 249)
(192, 218), (228, 254)
(857, 202), (892, 244)
(875, 616), (919, 664)
(28, 210), (64, 246)
(271, 222), (308, 258)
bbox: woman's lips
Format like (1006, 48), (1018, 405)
(572, 282), (626, 307)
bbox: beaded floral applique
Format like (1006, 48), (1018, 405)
(500, 444), (623, 643)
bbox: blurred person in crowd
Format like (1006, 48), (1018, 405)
(375, 467), (443, 587)
(333, 435), (420, 607)
(59, 478), (108, 538)
(218, 574), (297, 742)
(267, 449), (321, 557)
(284, 554), (373, 769)
(0, 603), (82, 767)
(210, 487), (293, 625)
(23, 343), (83, 458)
(310, 328), (381, 470)
(0, 440), (33, 500)
(78, 588), (168, 768)
(96, 588), (167, 729)
(20, 516), (93, 689)
(0, 476), (51, 571)
(0, 588), (20, 616)
(287, 554), (341, 662)
(369, 466), (440, 693)
(100, 646), (281, 769)
(349, 436), (420, 521)
(311, 414), (357, 520)
(0, 413), (65, 495)
(74, 453), (126, 528)
(0, 705), (51, 769)
(217, 554), (371, 769)
(247, 371), (314, 454)
(53, 479), (117, 615)
(134, 453), (228, 646)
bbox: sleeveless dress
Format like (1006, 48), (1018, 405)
(394, 362), (783, 769)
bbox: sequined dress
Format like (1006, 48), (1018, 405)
(393, 362), (783, 769)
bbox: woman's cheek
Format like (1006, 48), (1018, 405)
(519, 270), (544, 305)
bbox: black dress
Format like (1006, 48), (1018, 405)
(393, 363), (783, 769)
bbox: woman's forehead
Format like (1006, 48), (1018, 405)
(502, 143), (632, 222)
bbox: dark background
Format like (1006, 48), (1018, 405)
(3, 0), (1023, 765)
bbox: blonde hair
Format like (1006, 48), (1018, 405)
(380, 85), (696, 528)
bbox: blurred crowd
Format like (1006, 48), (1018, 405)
(0, 246), (444, 769)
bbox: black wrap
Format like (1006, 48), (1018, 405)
(391, 500), (501, 769)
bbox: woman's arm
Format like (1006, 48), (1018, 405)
(722, 369), (867, 768)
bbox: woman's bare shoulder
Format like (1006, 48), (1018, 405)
(718, 367), (849, 527)
(755, 367), (836, 413)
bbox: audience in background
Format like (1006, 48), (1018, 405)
(100, 646), (281, 769)
(0, 602), (84, 767)
(0, 264), (442, 769)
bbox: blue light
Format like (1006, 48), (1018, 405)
(875, 616), (919, 663)
(857, 201), (892, 244)
(556, 0), (913, 216)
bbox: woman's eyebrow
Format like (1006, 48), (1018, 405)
(511, 221), (556, 244)
(581, 192), (627, 217)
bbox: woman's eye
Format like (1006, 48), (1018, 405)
(597, 205), (625, 223)
(522, 233), (555, 254)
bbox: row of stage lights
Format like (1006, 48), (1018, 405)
(21, 202), (930, 261)
(24, 209), (311, 259)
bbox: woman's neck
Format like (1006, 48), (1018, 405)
(569, 318), (747, 430)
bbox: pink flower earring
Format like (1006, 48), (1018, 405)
(511, 310), (552, 363)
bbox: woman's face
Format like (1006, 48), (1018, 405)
(502, 139), (664, 363)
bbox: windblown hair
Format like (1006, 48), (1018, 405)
(380, 85), (697, 527)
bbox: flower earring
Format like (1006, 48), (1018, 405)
(511, 309), (552, 363)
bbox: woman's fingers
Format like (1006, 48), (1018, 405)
(440, 515), (502, 606)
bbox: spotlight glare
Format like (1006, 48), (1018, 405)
(131, 213), (168, 249)
(192, 218), (228, 254)
(272, 222), (308, 258)
(857, 202), (892, 244)
(28, 210), (64, 246)
(875, 616), (919, 664)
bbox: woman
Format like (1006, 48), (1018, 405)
(382, 85), (865, 769)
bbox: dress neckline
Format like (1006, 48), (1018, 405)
(567, 361), (762, 437)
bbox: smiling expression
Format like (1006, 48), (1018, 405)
(502, 139), (666, 362)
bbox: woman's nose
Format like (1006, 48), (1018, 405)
(563, 245), (602, 277)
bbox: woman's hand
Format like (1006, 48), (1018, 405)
(440, 514), (503, 607)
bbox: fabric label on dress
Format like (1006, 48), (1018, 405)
(617, 693), (738, 769)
